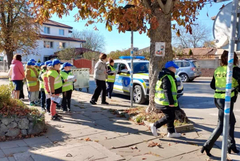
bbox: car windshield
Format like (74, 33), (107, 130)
(192, 61), (199, 68)
(128, 62), (149, 74)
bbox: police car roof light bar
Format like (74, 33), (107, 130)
(119, 56), (145, 59)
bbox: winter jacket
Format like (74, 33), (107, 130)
(11, 59), (25, 81)
(93, 59), (107, 81)
(157, 68), (177, 108)
(25, 66), (39, 92)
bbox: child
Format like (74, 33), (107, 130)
(39, 63), (47, 111)
(25, 61), (39, 106)
(60, 62), (76, 112)
(47, 59), (63, 120)
(42, 61), (52, 114)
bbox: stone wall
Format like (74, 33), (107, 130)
(0, 116), (45, 138)
(200, 68), (215, 77)
(198, 58), (218, 77)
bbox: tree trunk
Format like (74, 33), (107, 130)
(6, 50), (13, 68)
(146, 9), (173, 113)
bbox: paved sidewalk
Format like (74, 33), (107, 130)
(0, 78), (239, 161)
(0, 72), (8, 79)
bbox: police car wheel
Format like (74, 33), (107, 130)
(133, 85), (145, 104)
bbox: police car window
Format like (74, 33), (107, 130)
(114, 63), (119, 70)
(128, 62), (149, 73)
(119, 64), (127, 71)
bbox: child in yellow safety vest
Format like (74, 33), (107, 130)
(35, 63), (42, 103)
(41, 61), (52, 114)
(25, 61), (39, 106)
(48, 59), (63, 120)
(39, 62), (47, 111)
(60, 62), (76, 112)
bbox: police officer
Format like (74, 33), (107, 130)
(106, 58), (116, 99)
(150, 61), (182, 138)
(202, 51), (240, 156)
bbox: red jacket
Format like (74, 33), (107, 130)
(11, 59), (25, 81)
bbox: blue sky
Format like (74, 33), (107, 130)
(51, 1), (229, 54)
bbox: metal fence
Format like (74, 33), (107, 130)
(0, 60), (8, 72)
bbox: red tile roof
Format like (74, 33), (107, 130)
(182, 48), (217, 56)
(54, 48), (100, 56)
(43, 20), (73, 29)
(40, 34), (86, 42)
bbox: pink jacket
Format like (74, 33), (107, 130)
(11, 59), (25, 81)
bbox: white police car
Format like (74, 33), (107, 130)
(112, 56), (184, 104)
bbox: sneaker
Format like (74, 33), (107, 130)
(101, 102), (109, 105)
(51, 115), (61, 121)
(56, 114), (63, 118)
(167, 132), (182, 138)
(90, 100), (96, 105)
(41, 108), (46, 112)
(150, 123), (158, 137)
(30, 103), (35, 106)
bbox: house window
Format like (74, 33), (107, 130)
(59, 29), (64, 36)
(59, 42), (66, 48)
(43, 26), (50, 34)
(44, 41), (53, 48)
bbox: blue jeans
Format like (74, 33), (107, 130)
(106, 82), (114, 98)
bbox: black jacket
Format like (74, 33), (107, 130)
(157, 68), (177, 106)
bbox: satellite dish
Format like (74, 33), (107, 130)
(213, 2), (236, 48)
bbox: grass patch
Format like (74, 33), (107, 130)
(123, 107), (190, 126)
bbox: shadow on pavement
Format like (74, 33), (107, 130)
(179, 96), (215, 109)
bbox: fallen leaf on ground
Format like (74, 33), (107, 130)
(168, 143), (171, 146)
(53, 141), (58, 144)
(130, 146), (138, 150)
(182, 133), (186, 135)
(142, 158), (146, 160)
(105, 137), (108, 139)
(66, 153), (72, 157)
(94, 140), (99, 142)
(85, 137), (91, 141)
(148, 142), (160, 147)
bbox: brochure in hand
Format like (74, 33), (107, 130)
(51, 96), (62, 104)
(67, 75), (76, 82)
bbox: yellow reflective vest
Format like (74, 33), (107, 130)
(214, 66), (239, 99)
(106, 65), (116, 83)
(154, 74), (178, 107)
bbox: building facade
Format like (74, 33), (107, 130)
(20, 20), (85, 62)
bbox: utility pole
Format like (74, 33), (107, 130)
(221, 0), (238, 160)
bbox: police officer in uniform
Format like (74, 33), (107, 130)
(150, 61), (182, 138)
(106, 58), (116, 99)
(202, 51), (240, 156)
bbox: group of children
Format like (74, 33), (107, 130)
(12, 58), (76, 121)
